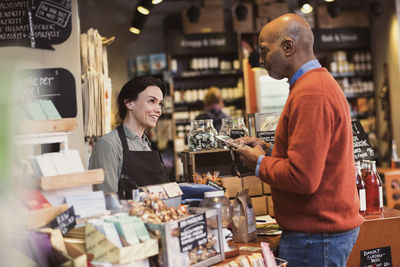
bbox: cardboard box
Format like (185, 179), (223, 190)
(183, 7), (224, 34)
(251, 196), (268, 216)
(267, 195), (274, 217)
(233, 3), (254, 33)
(263, 182), (271, 195)
(223, 176), (243, 198)
(257, 3), (289, 21)
(317, 6), (369, 29)
(242, 176), (263, 196)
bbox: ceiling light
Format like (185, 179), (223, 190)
(187, 6), (200, 23)
(137, 5), (150, 15)
(324, 0), (335, 2)
(327, 2), (340, 18)
(298, 0), (313, 14)
(129, 27), (141, 34)
(235, 3), (248, 21)
(152, 0), (163, 4)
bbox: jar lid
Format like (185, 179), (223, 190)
(204, 190), (224, 198)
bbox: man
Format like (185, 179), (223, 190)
(236, 14), (363, 266)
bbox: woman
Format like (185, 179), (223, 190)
(195, 86), (229, 132)
(89, 76), (169, 199)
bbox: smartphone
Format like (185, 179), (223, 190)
(215, 135), (245, 149)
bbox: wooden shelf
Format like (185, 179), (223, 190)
(40, 168), (105, 191)
(25, 204), (69, 230)
(332, 71), (372, 78)
(172, 70), (242, 79)
(18, 118), (78, 135)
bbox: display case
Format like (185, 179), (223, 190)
(146, 208), (225, 267)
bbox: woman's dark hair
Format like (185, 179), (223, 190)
(117, 75), (166, 120)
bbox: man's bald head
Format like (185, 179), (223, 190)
(258, 13), (315, 80)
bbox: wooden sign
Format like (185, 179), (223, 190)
(179, 213), (208, 252)
(168, 32), (238, 56)
(352, 120), (374, 161)
(360, 246), (392, 267)
(0, 0), (72, 50)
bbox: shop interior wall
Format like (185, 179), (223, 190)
(371, 0), (400, 166)
(78, 0), (191, 126)
(0, 0), (87, 167)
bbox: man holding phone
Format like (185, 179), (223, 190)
(236, 14), (363, 266)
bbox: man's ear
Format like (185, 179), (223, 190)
(282, 38), (294, 56)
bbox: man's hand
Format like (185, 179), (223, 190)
(236, 145), (265, 170)
(234, 137), (271, 155)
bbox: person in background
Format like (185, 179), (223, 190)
(195, 86), (229, 132)
(235, 14), (363, 266)
(89, 76), (169, 199)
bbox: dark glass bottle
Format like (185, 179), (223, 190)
(355, 161), (366, 215)
(364, 161), (383, 215)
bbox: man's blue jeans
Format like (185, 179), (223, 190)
(278, 227), (360, 267)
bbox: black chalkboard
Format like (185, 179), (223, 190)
(21, 68), (77, 118)
(179, 213), (208, 252)
(352, 120), (375, 161)
(0, 0), (72, 50)
(230, 129), (246, 139)
(49, 206), (76, 235)
(360, 246), (392, 267)
(257, 130), (276, 144)
(313, 28), (370, 50)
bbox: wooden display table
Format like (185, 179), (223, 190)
(347, 208), (400, 266)
(377, 168), (400, 208)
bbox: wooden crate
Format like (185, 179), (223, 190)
(242, 176), (263, 196)
(378, 168), (400, 208)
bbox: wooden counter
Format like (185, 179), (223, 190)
(347, 208), (400, 266)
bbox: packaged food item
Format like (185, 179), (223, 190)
(192, 171), (223, 185)
(232, 189), (257, 243)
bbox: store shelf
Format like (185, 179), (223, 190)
(174, 97), (245, 107)
(25, 204), (69, 229)
(39, 168), (105, 191)
(18, 118), (78, 134)
(172, 70), (242, 79)
(175, 119), (191, 125)
(332, 72), (372, 78)
(351, 111), (376, 119)
(345, 92), (375, 99)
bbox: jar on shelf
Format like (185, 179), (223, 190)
(219, 117), (249, 148)
(188, 119), (218, 151)
(199, 190), (232, 228)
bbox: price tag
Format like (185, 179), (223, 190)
(48, 206), (76, 235)
(179, 213), (208, 252)
(360, 246), (392, 267)
(206, 180), (226, 191)
(162, 182), (183, 198)
(352, 120), (375, 161)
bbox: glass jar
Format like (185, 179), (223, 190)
(219, 117), (249, 148)
(199, 190), (232, 228)
(188, 119), (218, 151)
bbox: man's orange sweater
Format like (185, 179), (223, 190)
(259, 68), (364, 233)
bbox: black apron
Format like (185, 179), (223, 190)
(117, 125), (169, 199)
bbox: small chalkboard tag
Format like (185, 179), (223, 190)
(230, 129), (246, 139)
(179, 213), (208, 252)
(257, 130), (276, 144)
(49, 206), (76, 235)
(206, 180), (226, 191)
(352, 120), (375, 161)
(360, 246), (392, 267)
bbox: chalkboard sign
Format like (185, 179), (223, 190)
(179, 213), (208, 252)
(49, 206), (76, 235)
(206, 180), (226, 191)
(0, 0), (72, 50)
(360, 246), (392, 267)
(20, 68), (77, 118)
(168, 33), (238, 56)
(257, 130), (276, 144)
(352, 120), (374, 161)
(313, 28), (370, 50)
